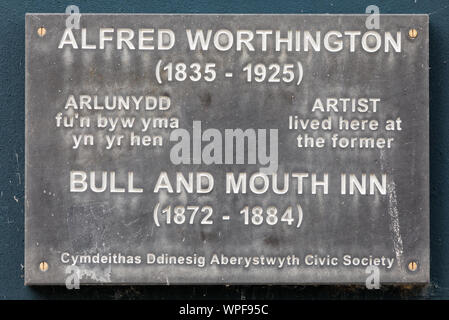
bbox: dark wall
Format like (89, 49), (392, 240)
(0, 0), (448, 299)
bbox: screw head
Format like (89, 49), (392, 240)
(39, 261), (49, 272)
(37, 27), (46, 37)
(408, 28), (418, 39)
(408, 261), (418, 272)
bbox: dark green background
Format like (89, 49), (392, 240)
(0, 0), (447, 299)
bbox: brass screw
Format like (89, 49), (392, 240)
(408, 261), (418, 272)
(408, 28), (418, 39)
(37, 27), (46, 37)
(39, 261), (49, 272)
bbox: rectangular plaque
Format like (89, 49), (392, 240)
(25, 14), (429, 285)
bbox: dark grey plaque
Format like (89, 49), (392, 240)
(25, 14), (429, 285)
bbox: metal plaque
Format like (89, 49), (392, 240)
(25, 14), (429, 285)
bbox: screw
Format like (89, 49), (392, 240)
(37, 27), (46, 37)
(408, 28), (418, 39)
(39, 261), (49, 272)
(408, 261), (418, 272)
